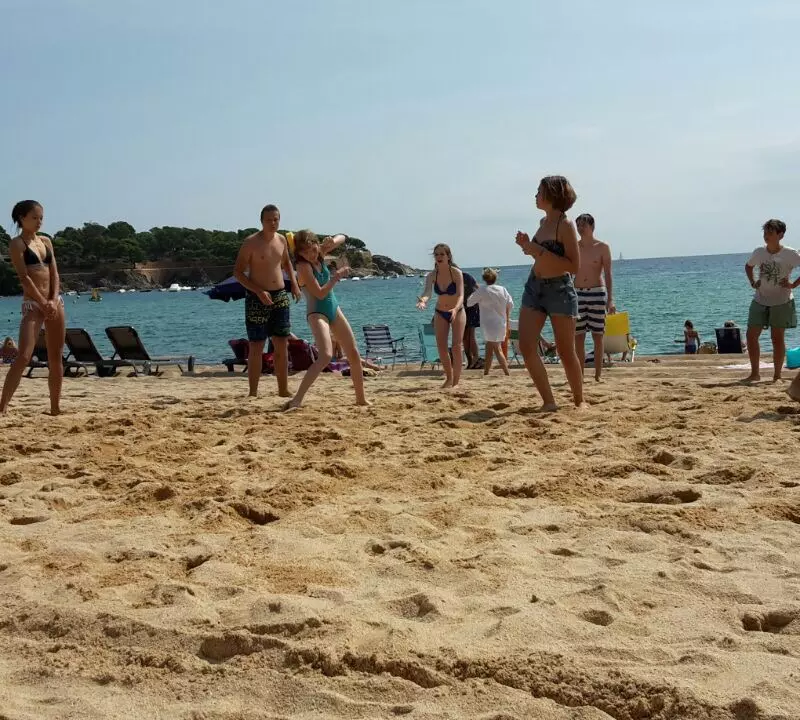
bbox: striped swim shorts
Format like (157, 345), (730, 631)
(575, 286), (607, 334)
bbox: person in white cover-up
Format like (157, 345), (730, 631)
(466, 268), (514, 376)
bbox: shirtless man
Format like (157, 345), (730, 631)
(574, 214), (615, 382)
(234, 204), (301, 398)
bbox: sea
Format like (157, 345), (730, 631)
(2, 253), (797, 364)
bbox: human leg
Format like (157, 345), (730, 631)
(0, 311), (44, 414)
(284, 315), (333, 409)
(551, 314), (584, 407)
(451, 308), (466, 387)
(434, 313), (453, 387)
(44, 302), (66, 415)
(247, 340), (265, 396)
(518, 307), (554, 409)
(331, 310), (367, 405)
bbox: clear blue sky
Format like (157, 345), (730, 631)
(2, 0), (799, 267)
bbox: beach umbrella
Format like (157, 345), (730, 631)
(205, 275), (246, 302)
(205, 272), (294, 302)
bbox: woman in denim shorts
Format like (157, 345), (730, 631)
(514, 176), (584, 410)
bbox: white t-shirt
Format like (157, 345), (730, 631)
(747, 245), (800, 306)
(466, 284), (514, 342)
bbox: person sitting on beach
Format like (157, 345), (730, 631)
(284, 231), (367, 410)
(743, 219), (800, 383)
(514, 175), (584, 411)
(1, 201), (65, 416)
(233, 204), (301, 399)
(574, 213), (615, 382)
(723, 320), (746, 351)
(676, 320), (700, 354)
(466, 268), (513, 376)
(416, 244), (466, 389)
(1, 337), (18, 364)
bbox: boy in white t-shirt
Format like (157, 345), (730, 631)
(466, 268), (514, 376)
(744, 219), (800, 382)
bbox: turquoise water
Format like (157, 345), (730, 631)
(2, 253), (797, 363)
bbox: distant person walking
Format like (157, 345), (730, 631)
(574, 213), (615, 382)
(233, 204), (301, 399)
(0, 201), (65, 416)
(514, 175), (584, 411)
(743, 219), (800, 383)
(466, 268), (513, 376)
(416, 244), (466, 388)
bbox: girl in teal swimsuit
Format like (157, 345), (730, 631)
(284, 230), (368, 411)
(416, 243), (466, 388)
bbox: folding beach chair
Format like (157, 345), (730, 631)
(105, 326), (195, 375)
(418, 324), (441, 370)
(363, 324), (407, 368)
(715, 327), (744, 354)
(223, 338), (249, 372)
(604, 312), (635, 363)
(64, 328), (134, 377)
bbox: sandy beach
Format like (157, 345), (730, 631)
(0, 359), (798, 719)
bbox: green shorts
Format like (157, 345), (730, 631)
(747, 299), (797, 330)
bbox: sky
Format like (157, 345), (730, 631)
(2, 0), (799, 267)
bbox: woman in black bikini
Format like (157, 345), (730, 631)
(515, 176), (584, 411)
(416, 244), (465, 388)
(0, 201), (65, 416)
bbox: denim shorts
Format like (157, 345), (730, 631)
(521, 272), (578, 318)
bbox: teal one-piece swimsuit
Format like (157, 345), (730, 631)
(307, 262), (340, 323)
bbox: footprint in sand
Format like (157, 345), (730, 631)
(625, 488), (701, 505)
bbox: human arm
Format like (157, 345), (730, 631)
(233, 241), (273, 304)
(516, 220), (581, 275)
(297, 261), (346, 300)
(281, 237), (301, 301)
(602, 244), (615, 312)
(416, 272), (435, 310)
(451, 268), (465, 312)
(779, 250), (800, 289)
(9, 240), (49, 308)
(320, 234), (347, 256)
(745, 249), (760, 289)
(466, 286), (483, 307)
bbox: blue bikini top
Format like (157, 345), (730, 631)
(434, 268), (456, 295)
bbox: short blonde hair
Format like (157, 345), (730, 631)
(482, 267), (498, 285)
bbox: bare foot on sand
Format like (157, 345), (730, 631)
(787, 385), (800, 402)
(536, 403), (558, 413)
(355, 399), (371, 407)
(278, 390), (293, 398)
(441, 379), (453, 389)
(248, 392), (258, 399)
(282, 399), (301, 412)
(772, 375), (786, 383)
(594, 376), (604, 383)
(741, 374), (760, 384)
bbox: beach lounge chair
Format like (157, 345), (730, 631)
(105, 326), (195, 375)
(363, 324), (407, 368)
(604, 312), (635, 362)
(223, 338), (249, 372)
(507, 321), (557, 365)
(25, 330), (50, 378)
(418, 324), (440, 370)
(715, 327), (744, 354)
(26, 330), (86, 378)
(64, 328), (134, 377)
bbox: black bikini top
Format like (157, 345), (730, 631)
(434, 267), (457, 295)
(535, 215), (565, 257)
(23, 241), (53, 266)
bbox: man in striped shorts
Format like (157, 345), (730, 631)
(575, 214), (615, 382)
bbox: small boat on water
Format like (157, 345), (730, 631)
(118, 288), (127, 293)
(167, 283), (181, 292)
(89, 288), (102, 302)
(351, 276), (361, 282)
(65, 290), (77, 296)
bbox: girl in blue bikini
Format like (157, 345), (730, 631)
(284, 231), (368, 410)
(416, 244), (465, 388)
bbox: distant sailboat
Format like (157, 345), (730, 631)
(618, 252), (624, 262)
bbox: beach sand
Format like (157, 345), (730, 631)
(0, 359), (798, 719)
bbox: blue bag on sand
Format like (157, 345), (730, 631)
(786, 347), (800, 370)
